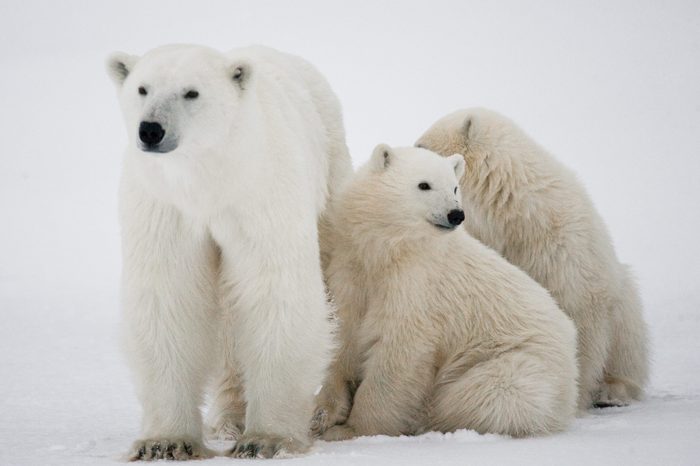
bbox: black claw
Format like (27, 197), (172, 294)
(137, 445), (146, 459)
(184, 442), (193, 456)
(150, 442), (161, 457)
(164, 443), (175, 460)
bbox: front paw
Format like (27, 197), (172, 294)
(127, 438), (214, 461)
(310, 406), (332, 437)
(229, 433), (310, 458)
(311, 387), (351, 436)
(321, 424), (356, 441)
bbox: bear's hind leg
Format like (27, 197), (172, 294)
(207, 360), (247, 440)
(428, 351), (576, 437)
(596, 271), (649, 407)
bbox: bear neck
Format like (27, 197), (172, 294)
(341, 215), (450, 274)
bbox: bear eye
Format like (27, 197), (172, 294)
(184, 90), (199, 99)
(418, 182), (431, 191)
(138, 86), (147, 96)
(454, 187), (458, 194)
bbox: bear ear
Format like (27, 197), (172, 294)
(447, 153), (465, 180)
(229, 61), (252, 90)
(370, 143), (393, 172)
(462, 116), (473, 140)
(106, 52), (139, 87)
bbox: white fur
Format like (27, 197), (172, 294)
(108, 44), (352, 459)
(314, 146), (578, 440)
(416, 108), (649, 409)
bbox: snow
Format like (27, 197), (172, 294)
(1, 0), (699, 464)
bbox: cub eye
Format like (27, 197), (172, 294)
(138, 86), (147, 96)
(184, 90), (199, 99)
(454, 187), (458, 194)
(418, 182), (431, 191)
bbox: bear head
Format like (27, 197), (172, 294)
(107, 44), (252, 156)
(341, 145), (465, 241)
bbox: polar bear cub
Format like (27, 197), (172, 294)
(313, 145), (578, 440)
(107, 44), (352, 459)
(416, 108), (649, 409)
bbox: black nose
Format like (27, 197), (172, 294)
(139, 121), (165, 146)
(447, 209), (465, 226)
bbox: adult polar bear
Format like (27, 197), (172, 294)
(107, 44), (352, 459)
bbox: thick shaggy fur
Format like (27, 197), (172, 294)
(107, 44), (352, 459)
(313, 145), (578, 440)
(416, 108), (649, 409)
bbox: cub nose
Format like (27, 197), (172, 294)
(447, 209), (465, 226)
(139, 121), (165, 146)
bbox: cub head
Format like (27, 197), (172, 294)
(415, 107), (521, 171)
(351, 144), (465, 235)
(107, 44), (252, 155)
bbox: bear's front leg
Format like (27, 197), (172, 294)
(322, 333), (434, 440)
(211, 209), (333, 458)
(121, 182), (219, 461)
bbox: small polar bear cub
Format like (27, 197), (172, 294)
(313, 145), (578, 440)
(107, 44), (352, 460)
(416, 108), (649, 410)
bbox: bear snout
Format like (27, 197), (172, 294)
(447, 209), (465, 227)
(139, 121), (166, 148)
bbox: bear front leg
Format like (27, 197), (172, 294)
(120, 183), (219, 461)
(312, 267), (367, 437)
(323, 334), (434, 440)
(311, 358), (353, 437)
(211, 211), (333, 458)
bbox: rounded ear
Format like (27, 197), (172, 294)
(370, 143), (393, 172)
(448, 153), (466, 180)
(230, 61), (252, 90)
(106, 52), (139, 87)
(462, 116), (473, 140)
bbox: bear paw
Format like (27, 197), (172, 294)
(321, 424), (356, 442)
(311, 388), (351, 436)
(127, 438), (214, 461)
(208, 417), (245, 441)
(228, 433), (309, 458)
(593, 377), (636, 408)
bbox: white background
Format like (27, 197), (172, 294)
(0, 1), (698, 464)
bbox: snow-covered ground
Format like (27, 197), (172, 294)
(1, 1), (699, 464)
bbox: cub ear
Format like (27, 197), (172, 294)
(106, 52), (139, 87)
(447, 153), (465, 180)
(370, 143), (393, 172)
(462, 116), (473, 140)
(230, 61), (252, 90)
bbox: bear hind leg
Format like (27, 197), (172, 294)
(428, 351), (575, 437)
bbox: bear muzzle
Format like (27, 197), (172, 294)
(139, 121), (166, 148)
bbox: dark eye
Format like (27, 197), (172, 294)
(184, 90), (199, 99)
(418, 182), (431, 191)
(138, 86), (147, 96)
(454, 187), (458, 194)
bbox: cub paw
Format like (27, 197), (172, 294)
(127, 438), (214, 461)
(208, 417), (245, 441)
(593, 376), (637, 408)
(311, 384), (351, 436)
(228, 433), (309, 459)
(321, 424), (356, 442)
